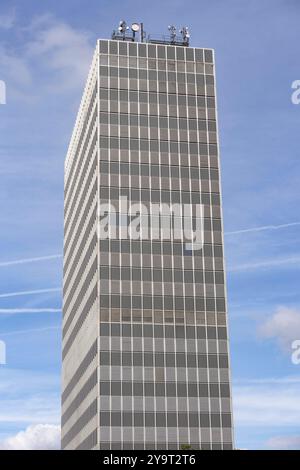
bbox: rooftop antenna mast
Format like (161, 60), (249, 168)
(140, 22), (145, 42)
(168, 24), (177, 43)
(180, 26), (190, 46)
(118, 20), (128, 39)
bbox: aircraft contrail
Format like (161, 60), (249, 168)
(0, 308), (61, 314)
(0, 254), (62, 268)
(0, 288), (61, 299)
(225, 222), (300, 235)
(0, 325), (61, 337)
(228, 255), (300, 272)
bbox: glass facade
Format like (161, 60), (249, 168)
(61, 38), (234, 450)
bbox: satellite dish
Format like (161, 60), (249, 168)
(131, 23), (140, 32)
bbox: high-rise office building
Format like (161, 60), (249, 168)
(62, 24), (234, 450)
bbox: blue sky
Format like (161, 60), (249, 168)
(0, 0), (300, 450)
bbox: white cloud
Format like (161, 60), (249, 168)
(266, 435), (300, 450)
(25, 15), (94, 92)
(0, 44), (32, 89)
(0, 10), (16, 30)
(0, 14), (93, 97)
(258, 306), (300, 351)
(0, 371), (60, 449)
(0, 368), (59, 395)
(233, 376), (300, 428)
(0, 424), (60, 450)
(0, 369), (60, 427)
(0, 394), (60, 424)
